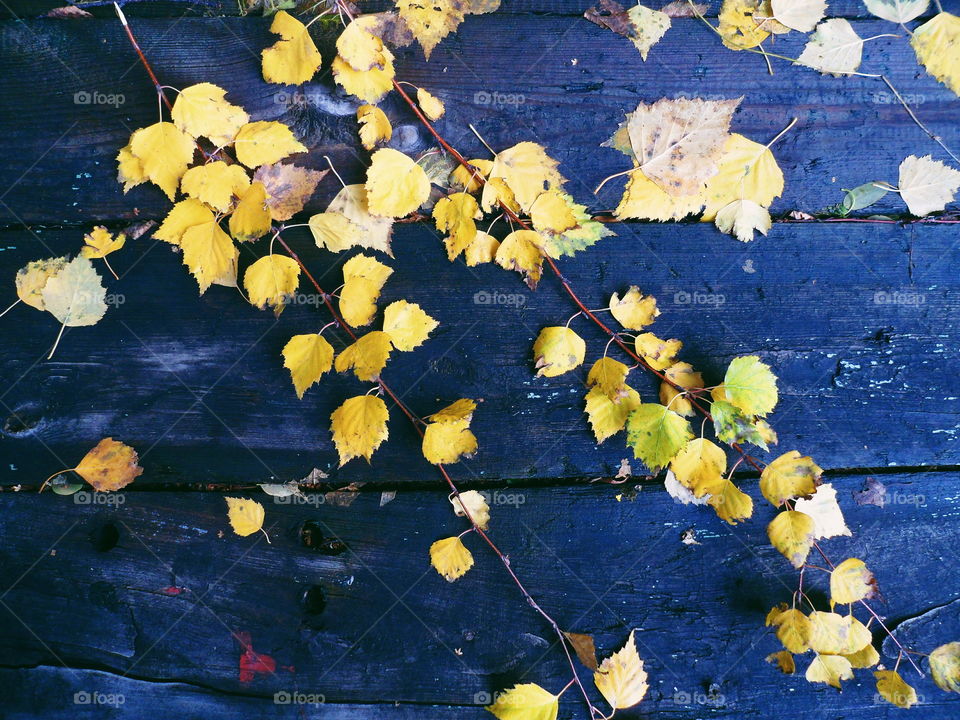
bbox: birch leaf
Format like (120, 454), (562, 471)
(771, 0), (826, 32)
(912, 12), (960, 96)
(429, 536), (474, 581)
(594, 630), (649, 710)
(423, 418), (478, 463)
(327, 184), (394, 255)
(796, 19), (864, 76)
(332, 52), (396, 104)
(330, 394), (389, 465)
(760, 450), (822, 506)
(127, 121), (196, 200)
(533, 326), (586, 377)
(450, 489), (489, 529)
(229, 182), (273, 242)
(180, 161), (250, 213)
(484, 141), (565, 212)
(434, 192), (481, 260)
(701, 133), (785, 221)
(634, 332), (681, 371)
(282, 333), (334, 398)
(234, 121), (307, 168)
(495, 229), (545, 289)
(417, 88), (445, 120)
(609, 286), (659, 330)
(898, 154), (960, 216)
(793, 483), (851, 539)
(723, 355), (778, 416)
(180, 219), (236, 294)
(75, 438), (143, 491)
(156, 198), (215, 246)
(334, 330), (394, 381)
(243, 254), (300, 311)
(614, 168), (705, 221)
(41, 256), (107, 327)
(397, 0), (466, 59)
(830, 558), (876, 604)
(225, 497), (265, 537)
(365, 148), (432, 217)
(805, 654), (854, 688)
(930, 642), (960, 692)
(585, 385), (642, 442)
(16, 257), (68, 311)
(626, 403), (693, 471)
(382, 299), (438, 351)
(357, 105), (392, 150)
(261, 10), (322, 85)
(865, 0), (928, 24)
(715, 199), (771, 242)
(339, 254), (393, 327)
(767, 510), (815, 568)
(587, 357), (631, 400)
(337, 16), (390, 71)
(875, 670), (918, 708)
(719, 0), (770, 49)
(171, 82), (249, 147)
(670, 437), (726, 498)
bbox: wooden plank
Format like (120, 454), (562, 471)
(0, 472), (958, 714)
(1, 221), (957, 486)
(0, 0), (906, 19)
(0, 16), (956, 225)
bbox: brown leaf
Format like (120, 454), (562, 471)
(584, 0), (634, 38)
(74, 438), (144, 492)
(253, 164), (328, 221)
(47, 6), (93, 18)
(660, 1), (707, 17)
(564, 631), (599, 670)
(853, 477), (887, 507)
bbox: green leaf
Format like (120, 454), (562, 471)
(841, 182), (889, 213)
(626, 403), (693, 471)
(723, 355), (778, 416)
(711, 400), (769, 448)
(540, 192), (614, 258)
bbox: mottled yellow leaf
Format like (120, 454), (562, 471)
(587, 357), (630, 399)
(243, 254), (300, 311)
(397, 0), (465, 59)
(335, 331), (394, 381)
(767, 510), (815, 568)
(41, 256), (107, 327)
(383, 299), (438, 351)
(495, 229), (545, 289)
(282, 333), (334, 399)
(464, 231), (500, 266)
(634, 332), (681, 371)
(769, 608), (811, 653)
(75, 438), (143, 491)
(585, 384), (642, 442)
(875, 670), (918, 708)
(326, 184), (395, 256)
(533, 326), (586, 377)
(930, 642), (960, 692)
(337, 16), (390, 71)
(365, 148), (432, 218)
(357, 104), (392, 150)
(15, 256), (67, 311)
(659, 362), (703, 417)
(484, 141), (565, 212)
(809, 611), (872, 655)
(330, 394), (389, 465)
(614, 168), (704, 221)
(253, 163), (327, 221)
(719, 0), (770, 49)
(224, 497), (265, 537)
(830, 558), (875, 604)
(670, 437), (726, 497)
(234, 121), (307, 169)
(760, 450), (822, 506)
(609, 286), (659, 330)
(912, 12), (960, 96)
(429, 536), (474, 581)
(171, 82), (249, 147)
(261, 10), (322, 85)
(594, 630), (648, 710)
(450, 158), (493, 194)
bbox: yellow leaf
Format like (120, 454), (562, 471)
(243, 254), (300, 311)
(307, 212), (363, 256)
(585, 384), (641, 442)
(701, 133), (785, 221)
(766, 650), (796, 674)
(234, 121), (307, 169)
(156, 198), (214, 245)
(434, 192), (481, 260)
(417, 87), (445, 120)
(330, 394), (389, 465)
(486, 683), (558, 720)
(80, 226), (125, 260)
(875, 670), (918, 708)
(708, 477), (754, 524)
(930, 642), (960, 692)
(180, 218), (236, 294)
(808, 611), (872, 655)
(669, 438), (726, 498)
(760, 450), (822, 506)
(450, 158), (493, 194)
(768, 608), (811, 653)
(767, 510), (815, 568)
(326, 184), (395, 255)
(530, 188), (579, 233)
(480, 176), (521, 214)
(357, 105), (392, 150)
(449, 489), (489, 529)
(75, 438), (143, 491)
(586, 357), (631, 399)
(332, 52), (396, 104)
(41, 256), (107, 327)
(180, 160), (250, 213)
(495, 229), (545, 289)
(723, 355), (778, 416)
(594, 630), (648, 710)
(127, 121), (196, 200)
(898, 154), (960, 217)
(485, 141), (565, 212)
(261, 10), (322, 85)
(796, 18), (864, 75)
(340, 254), (393, 327)
(383, 299), (438, 351)
(429, 536), (474, 581)
(335, 331), (394, 381)
(626, 403), (693, 471)
(213, 246), (240, 289)
(365, 148), (432, 218)
(427, 398), (477, 423)
(805, 654), (853, 688)
(614, 168), (705, 221)
(15, 256), (68, 311)
(659, 362), (703, 417)
(116, 144), (147, 193)
(533, 326), (586, 377)
(634, 332), (681, 371)
(171, 82), (249, 147)
(912, 12), (960, 96)
(464, 231), (500, 266)
(337, 16), (390, 71)
(719, 0), (770, 49)
(830, 558), (875, 604)
(229, 182), (272, 242)
(253, 163), (327, 222)
(224, 497), (265, 537)
(609, 286), (659, 330)
(397, 0), (466, 59)
(282, 333), (334, 398)
(845, 642), (880, 668)
(423, 418), (478, 464)
(715, 199), (772, 242)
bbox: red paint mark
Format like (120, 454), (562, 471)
(236, 631), (276, 684)
(161, 586), (184, 595)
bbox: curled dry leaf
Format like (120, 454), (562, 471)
(75, 438), (144, 492)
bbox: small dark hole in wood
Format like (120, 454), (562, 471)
(2, 404), (43, 436)
(302, 585), (326, 614)
(300, 520), (347, 555)
(90, 522), (120, 552)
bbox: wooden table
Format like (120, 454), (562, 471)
(1, 1), (959, 717)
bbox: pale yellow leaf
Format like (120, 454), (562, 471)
(365, 148), (432, 217)
(715, 199), (771, 242)
(464, 231), (500, 266)
(357, 104), (392, 150)
(225, 497), (265, 537)
(771, 0), (826, 32)
(930, 642), (960, 692)
(796, 19), (864, 76)
(326, 184), (395, 255)
(808, 611), (872, 655)
(417, 87), (445, 120)
(898, 154), (960, 217)
(701, 133), (785, 221)
(594, 630), (648, 710)
(41, 256), (107, 327)
(912, 12), (960, 96)
(449, 489), (489, 529)
(767, 510), (815, 568)
(793, 483), (851, 540)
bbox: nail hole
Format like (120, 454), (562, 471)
(302, 585), (327, 614)
(90, 521), (120, 552)
(2, 403), (43, 436)
(300, 520), (347, 555)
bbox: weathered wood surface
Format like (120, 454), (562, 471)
(1, 472), (959, 716)
(1, 221), (958, 486)
(0, 16), (957, 226)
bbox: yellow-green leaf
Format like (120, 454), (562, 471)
(626, 403), (693, 471)
(723, 355), (778, 416)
